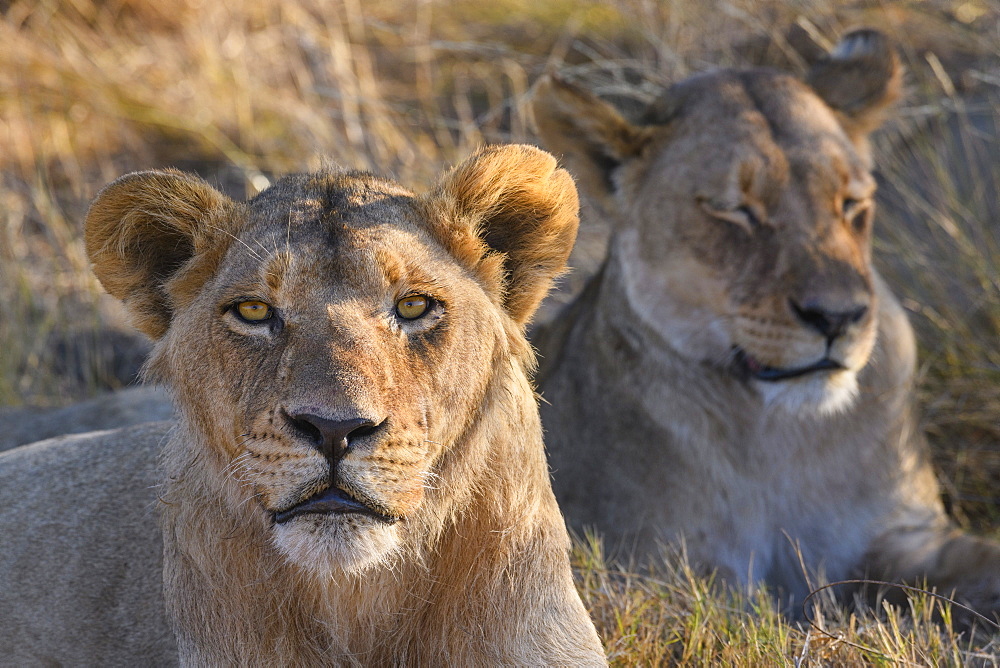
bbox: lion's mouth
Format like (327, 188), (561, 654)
(733, 348), (845, 382)
(273, 486), (400, 525)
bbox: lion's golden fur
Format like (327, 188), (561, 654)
(0, 145), (605, 665)
(531, 29), (1000, 622)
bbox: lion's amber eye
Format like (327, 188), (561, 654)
(396, 295), (430, 320)
(236, 300), (273, 322)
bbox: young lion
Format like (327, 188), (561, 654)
(532, 29), (1000, 620)
(0, 145), (606, 665)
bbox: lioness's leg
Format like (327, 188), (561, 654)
(867, 522), (1000, 627)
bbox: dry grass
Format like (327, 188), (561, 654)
(2, 0), (998, 662)
(573, 536), (1000, 666)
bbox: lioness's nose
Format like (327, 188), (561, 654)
(285, 412), (381, 463)
(790, 298), (868, 342)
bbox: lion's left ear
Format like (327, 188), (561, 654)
(85, 170), (238, 339)
(806, 29), (903, 144)
(425, 144), (580, 326)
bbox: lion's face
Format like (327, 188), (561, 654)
(533, 30), (900, 413)
(164, 175), (506, 572)
(85, 147), (579, 575)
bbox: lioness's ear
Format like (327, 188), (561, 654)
(806, 29), (902, 142)
(428, 144), (580, 325)
(85, 170), (237, 339)
(531, 75), (654, 206)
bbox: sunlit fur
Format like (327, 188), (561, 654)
(0, 145), (606, 665)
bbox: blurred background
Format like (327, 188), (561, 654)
(2, 0), (998, 661)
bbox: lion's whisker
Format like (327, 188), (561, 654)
(205, 224), (264, 262)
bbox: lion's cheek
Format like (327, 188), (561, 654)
(156, 314), (281, 459)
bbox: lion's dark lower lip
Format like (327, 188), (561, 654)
(273, 486), (399, 525)
(733, 348), (845, 382)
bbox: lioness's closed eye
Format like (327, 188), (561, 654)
(0, 145), (606, 666)
(532, 28), (1000, 625)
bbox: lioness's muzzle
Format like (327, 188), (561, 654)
(733, 348), (846, 382)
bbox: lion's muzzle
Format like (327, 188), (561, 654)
(284, 412), (384, 464)
(271, 410), (400, 524)
(273, 485), (400, 525)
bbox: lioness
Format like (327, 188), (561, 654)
(532, 29), (1000, 619)
(0, 145), (606, 665)
(0, 385), (171, 453)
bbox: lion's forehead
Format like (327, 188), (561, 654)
(257, 170), (416, 203)
(659, 71), (836, 131)
(214, 228), (456, 309)
(220, 175), (455, 296)
(248, 170), (422, 234)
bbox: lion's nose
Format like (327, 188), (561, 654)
(790, 298), (869, 342)
(285, 412), (381, 463)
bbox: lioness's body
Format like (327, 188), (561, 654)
(0, 385), (171, 453)
(538, 263), (938, 603)
(0, 146), (605, 664)
(533, 30), (1000, 617)
(0, 424), (175, 664)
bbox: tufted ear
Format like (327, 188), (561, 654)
(806, 29), (902, 146)
(427, 144), (580, 326)
(85, 169), (238, 339)
(531, 75), (654, 208)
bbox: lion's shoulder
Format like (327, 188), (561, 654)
(0, 421), (175, 663)
(0, 420), (170, 540)
(0, 386), (172, 453)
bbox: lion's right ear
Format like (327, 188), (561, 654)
(425, 144), (580, 326)
(531, 75), (654, 207)
(85, 170), (237, 339)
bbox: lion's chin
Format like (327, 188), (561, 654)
(271, 513), (402, 576)
(755, 368), (860, 416)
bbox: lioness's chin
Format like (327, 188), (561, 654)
(272, 514), (402, 576)
(755, 369), (860, 416)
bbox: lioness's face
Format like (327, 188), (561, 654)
(160, 173), (509, 573)
(533, 31), (901, 414)
(616, 72), (878, 413)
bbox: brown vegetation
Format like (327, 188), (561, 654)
(2, 0), (998, 663)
